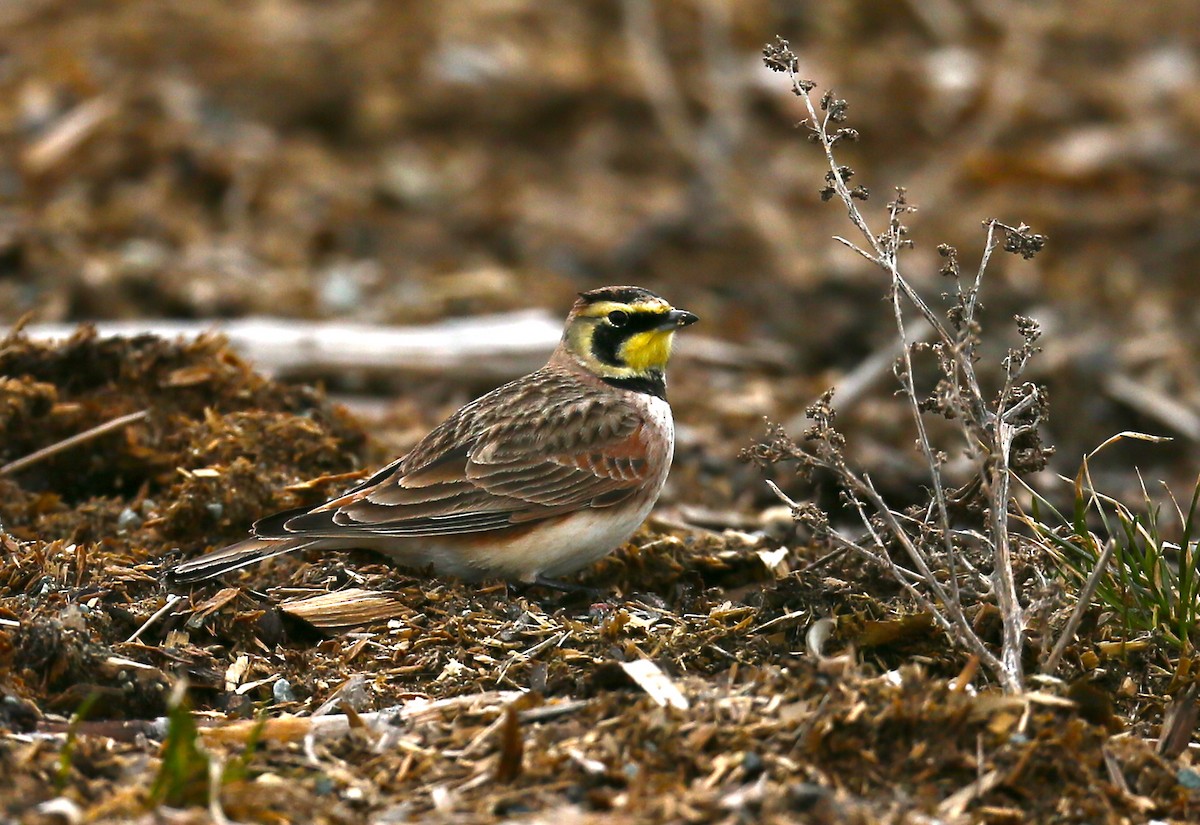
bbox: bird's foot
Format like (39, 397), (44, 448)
(528, 575), (604, 599)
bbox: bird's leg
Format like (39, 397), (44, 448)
(529, 575), (603, 598)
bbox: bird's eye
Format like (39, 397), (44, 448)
(607, 310), (629, 327)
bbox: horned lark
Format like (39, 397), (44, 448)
(169, 286), (698, 584)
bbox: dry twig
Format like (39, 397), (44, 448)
(0, 410), (149, 477)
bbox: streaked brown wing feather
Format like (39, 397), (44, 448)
(255, 367), (654, 540)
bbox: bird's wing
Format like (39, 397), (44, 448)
(253, 371), (658, 540)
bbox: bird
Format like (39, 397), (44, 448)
(168, 286), (698, 586)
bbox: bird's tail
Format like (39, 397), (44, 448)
(168, 536), (314, 583)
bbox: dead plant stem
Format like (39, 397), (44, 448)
(1042, 539), (1115, 674)
(780, 62), (1029, 692)
(0, 410), (149, 477)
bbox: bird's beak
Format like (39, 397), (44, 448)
(661, 309), (699, 329)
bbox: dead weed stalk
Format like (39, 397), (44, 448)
(748, 38), (1052, 694)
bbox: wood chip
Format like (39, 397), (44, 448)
(620, 659), (689, 710)
(21, 95), (117, 174)
(224, 654), (250, 692)
(937, 769), (1004, 819)
(192, 587), (242, 618)
(280, 588), (407, 628)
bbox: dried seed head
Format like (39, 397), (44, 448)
(762, 37), (799, 74)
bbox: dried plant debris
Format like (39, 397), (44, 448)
(278, 587), (410, 629)
(0, 330), (1192, 823)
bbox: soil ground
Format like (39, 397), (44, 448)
(2, 2), (1200, 823)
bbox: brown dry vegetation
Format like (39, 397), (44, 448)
(2, 1), (1200, 823)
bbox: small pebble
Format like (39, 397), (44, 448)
(1178, 768), (1200, 790)
(273, 678), (295, 704)
(119, 238), (169, 276)
(117, 507), (141, 531)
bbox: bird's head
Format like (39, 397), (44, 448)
(558, 286), (698, 390)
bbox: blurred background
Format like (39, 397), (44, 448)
(2, 0), (1198, 506)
